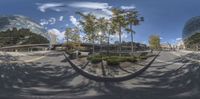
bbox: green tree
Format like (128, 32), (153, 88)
(96, 17), (109, 51)
(111, 8), (127, 56)
(65, 27), (73, 43)
(71, 27), (80, 43)
(77, 12), (97, 54)
(149, 34), (161, 50)
(65, 27), (80, 43)
(125, 9), (144, 56)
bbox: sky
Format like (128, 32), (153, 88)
(0, 0), (200, 44)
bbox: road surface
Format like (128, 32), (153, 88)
(0, 51), (200, 99)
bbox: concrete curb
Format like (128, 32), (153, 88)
(64, 52), (160, 82)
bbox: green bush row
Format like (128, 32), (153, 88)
(87, 55), (140, 65)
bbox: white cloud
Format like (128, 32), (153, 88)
(176, 38), (182, 41)
(121, 5), (135, 10)
(37, 3), (65, 12)
(68, 2), (112, 9)
(37, 2), (113, 19)
(70, 16), (79, 26)
(83, 11), (109, 19)
(48, 28), (65, 43)
(59, 16), (64, 21)
(40, 17), (57, 26)
(48, 17), (56, 25)
(160, 37), (163, 40)
(40, 19), (48, 26)
(68, 2), (112, 19)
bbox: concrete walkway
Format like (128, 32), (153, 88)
(0, 51), (50, 63)
(0, 51), (200, 99)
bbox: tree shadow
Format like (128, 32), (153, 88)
(0, 61), (95, 98)
(86, 53), (200, 99)
(1, 52), (200, 99)
(0, 52), (19, 62)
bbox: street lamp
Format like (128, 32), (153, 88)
(98, 31), (102, 36)
(98, 31), (102, 45)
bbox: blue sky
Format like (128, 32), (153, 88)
(0, 0), (200, 44)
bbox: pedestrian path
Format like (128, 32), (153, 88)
(171, 51), (200, 63)
(0, 51), (200, 99)
(0, 51), (50, 63)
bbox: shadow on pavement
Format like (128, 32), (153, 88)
(0, 52), (200, 99)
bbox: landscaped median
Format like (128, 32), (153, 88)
(87, 53), (154, 66)
(87, 55), (137, 65)
(64, 51), (160, 82)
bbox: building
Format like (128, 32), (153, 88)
(160, 43), (171, 50)
(175, 40), (185, 50)
(183, 16), (200, 50)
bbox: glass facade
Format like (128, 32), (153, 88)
(183, 16), (200, 50)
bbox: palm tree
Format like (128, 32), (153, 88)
(125, 9), (144, 56)
(96, 17), (109, 52)
(107, 19), (117, 55)
(76, 12), (97, 54)
(111, 8), (127, 56)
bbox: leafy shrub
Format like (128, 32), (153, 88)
(107, 59), (120, 66)
(88, 54), (142, 65)
(87, 55), (102, 64)
(126, 57), (137, 63)
(138, 56), (147, 60)
(90, 58), (102, 64)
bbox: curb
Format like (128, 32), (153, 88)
(64, 51), (160, 82)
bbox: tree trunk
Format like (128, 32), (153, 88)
(119, 26), (122, 57)
(66, 34), (68, 43)
(107, 32), (110, 56)
(130, 24), (134, 57)
(92, 39), (95, 54)
(92, 34), (95, 55)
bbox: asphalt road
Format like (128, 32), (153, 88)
(0, 51), (200, 99)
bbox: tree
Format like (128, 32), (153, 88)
(111, 8), (127, 56)
(77, 12), (97, 54)
(70, 27), (80, 43)
(125, 9), (144, 56)
(149, 35), (161, 50)
(96, 17), (109, 52)
(65, 27), (72, 43)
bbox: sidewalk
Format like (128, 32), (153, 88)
(171, 50), (200, 63)
(0, 51), (50, 63)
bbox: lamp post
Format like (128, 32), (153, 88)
(98, 31), (106, 76)
(98, 31), (102, 52)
